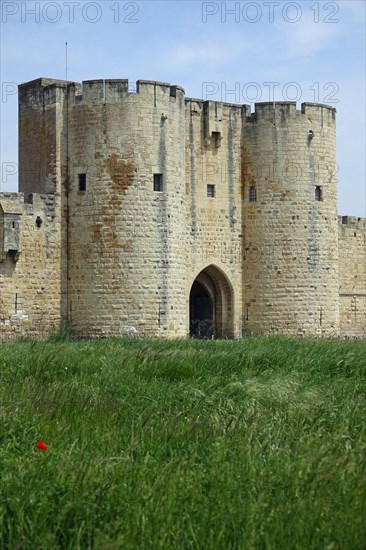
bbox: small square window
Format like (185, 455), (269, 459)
(154, 173), (163, 192)
(78, 174), (86, 192)
(249, 186), (257, 202)
(315, 186), (322, 201)
(207, 184), (215, 198)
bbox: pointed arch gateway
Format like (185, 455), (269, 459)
(189, 265), (234, 339)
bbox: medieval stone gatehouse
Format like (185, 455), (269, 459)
(0, 78), (365, 341)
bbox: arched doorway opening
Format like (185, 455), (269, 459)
(189, 265), (234, 339)
(189, 281), (214, 339)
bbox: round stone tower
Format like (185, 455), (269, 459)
(65, 79), (187, 337)
(242, 102), (339, 337)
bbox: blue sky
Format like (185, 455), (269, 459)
(1, 0), (365, 216)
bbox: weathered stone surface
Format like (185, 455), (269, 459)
(338, 217), (366, 338)
(0, 78), (364, 341)
(0, 192), (61, 341)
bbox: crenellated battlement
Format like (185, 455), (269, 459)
(0, 192), (58, 218)
(77, 78), (185, 104)
(19, 78), (69, 108)
(339, 216), (366, 230)
(19, 78), (337, 125)
(0, 192), (23, 209)
(301, 102), (336, 115)
(19, 77), (185, 108)
(244, 101), (336, 124)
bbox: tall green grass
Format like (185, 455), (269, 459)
(0, 337), (365, 549)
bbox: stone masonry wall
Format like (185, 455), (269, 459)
(4, 76), (365, 342)
(0, 193), (61, 341)
(242, 103), (339, 337)
(18, 79), (70, 324)
(338, 217), (366, 338)
(185, 99), (244, 337)
(18, 79), (66, 197)
(64, 80), (187, 338)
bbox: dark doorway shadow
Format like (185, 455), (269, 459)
(189, 281), (214, 338)
(189, 265), (234, 339)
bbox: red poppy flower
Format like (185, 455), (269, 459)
(37, 440), (49, 451)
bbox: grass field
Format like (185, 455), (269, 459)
(0, 336), (365, 549)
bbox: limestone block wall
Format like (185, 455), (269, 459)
(64, 79), (186, 338)
(11, 76), (365, 342)
(18, 78), (69, 322)
(242, 102), (339, 336)
(338, 216), (366, 338)
(18, 79), (66, 196)
(0, 193), (61, 341)
(185, 99), (245, 337)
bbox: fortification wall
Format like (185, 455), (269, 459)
(338, 216), (366, 338)
(12, 76), (365, 342)
(0, 192), (62, 341)
(64, 79), (187, 338)
(19, 78), (70, 324)
(185, 99), (245, 337)
(18, 79), (66, 196)
(242, 102), (339, 336)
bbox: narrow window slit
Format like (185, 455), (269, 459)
(78, 174), (86, 192)
(207, 184), (215, 198)
(249, 186), (257, 202)
(315, 186), (322, 201)
(153, 174), (163, 192)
